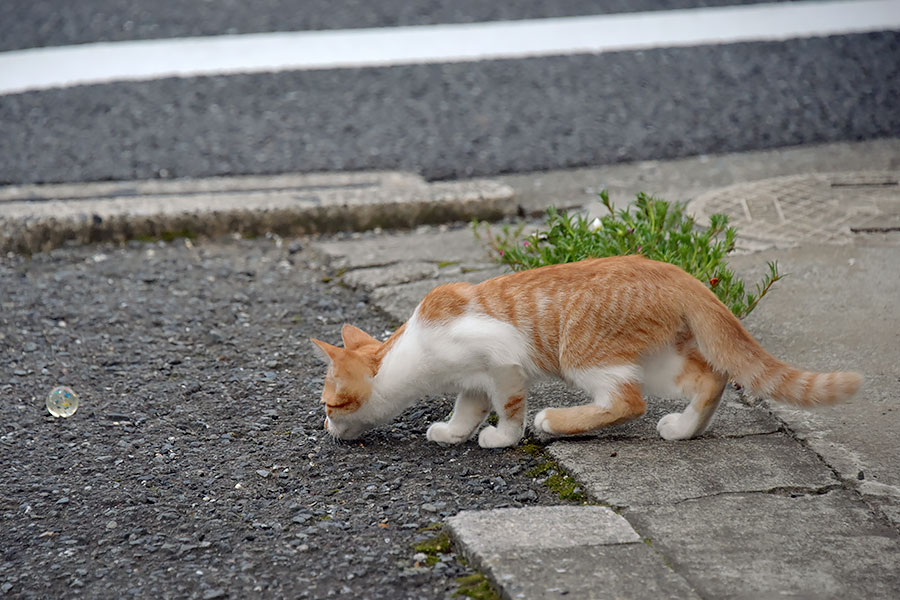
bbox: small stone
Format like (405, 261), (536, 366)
(56, 497), (70, 504)
(202, 589), (226, 600)
(858, 471), (865, 480)
(514, 489), (538, 502)
(256, 469), (271, 478)
(106, 520), (118, 529)
(413, 552), (427, 563)
(421, 503), (440, 513)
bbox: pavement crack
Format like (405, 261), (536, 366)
(629, 485), (846, 509)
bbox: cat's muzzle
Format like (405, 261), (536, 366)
(324, 415), (364, 440)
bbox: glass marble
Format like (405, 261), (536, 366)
(46, 386), (79, 418)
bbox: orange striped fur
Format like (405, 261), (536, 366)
(311, 256), (862, 447)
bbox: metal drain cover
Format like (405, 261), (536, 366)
(689, 172), (900, 248)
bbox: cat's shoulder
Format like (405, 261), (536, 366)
(418, 281), (475, 323)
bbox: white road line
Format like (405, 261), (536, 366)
(1, 0), (898, 95)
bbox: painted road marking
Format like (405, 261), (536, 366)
(1, 0), (898, 95)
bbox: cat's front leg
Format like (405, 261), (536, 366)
(478, 391), (526, 449)
(426, 390), (490, 444)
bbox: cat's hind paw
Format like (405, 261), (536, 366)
(426, 422), (468, 445)
(477, 425), (520, 448)
(533, 409), (555, 434)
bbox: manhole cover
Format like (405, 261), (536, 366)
(689, 172), (900, 248)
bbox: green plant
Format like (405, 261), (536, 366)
(517, 438), (588, 503)
(474, 190), (781, 319)
(526, 459), (587, 503)
(413, 530), (453, 566)
(454, 573), (500, 600)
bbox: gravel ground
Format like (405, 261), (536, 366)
(0, 236), (562, 599)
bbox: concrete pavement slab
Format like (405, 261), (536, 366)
(313, 226), (498, 271)
(728, 243), (900, 527)
(370, 268), (505, 324)
(446, 506), (640, 552)
(446, 505), (700, 600)
(340, 261), (441, 290)
(625, 490), (900, 599)
(312, 226), (506, 321)
(548, 434), (838, 507)
(461, 544), (701, 600)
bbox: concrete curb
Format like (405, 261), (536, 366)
(0, 171), (514, 254)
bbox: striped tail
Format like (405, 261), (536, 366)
(682, 281), (862, 407)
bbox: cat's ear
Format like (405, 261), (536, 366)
(341, 324), (378, 350)
(310, 338), (342, 364)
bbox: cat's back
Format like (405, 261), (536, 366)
(476, 255), (687, 299)
(415, 256), (692, 327)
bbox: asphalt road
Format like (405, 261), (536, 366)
(1, 0), (798, 51)
(1, 2), (897, 185)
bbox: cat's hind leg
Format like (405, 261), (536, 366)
(534, 382), (645, 434)
(426, 390), (490, 444)
(534, 366), (645, 435)
(656, 352), (728, 440)
(478, 367), (528, 448)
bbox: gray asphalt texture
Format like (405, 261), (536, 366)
(0, 236), (561, 599)
(1, 0), (796, 52)
(2, 32), (898, 185)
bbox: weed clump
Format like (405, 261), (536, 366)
(454, 573), (500, 599)
(475, 190), (781, 319)
(413, 531), (453, 567)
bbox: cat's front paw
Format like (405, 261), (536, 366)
(477, 425), (520, 448)
(657, 413), (693, 441)
(426, 422), (467, 445)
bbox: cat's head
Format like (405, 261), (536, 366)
(310, 324), (385, 440)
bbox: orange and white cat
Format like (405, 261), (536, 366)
(311, 256), (861, 448)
